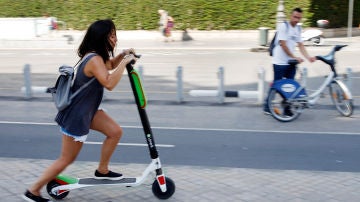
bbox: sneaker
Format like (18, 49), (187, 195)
(284, 109), (294, 117)
(94, 170), (123, 180)
(263, 108), (271, 115)
(22, 190), (51, 202)
(263, 103), (271, 115)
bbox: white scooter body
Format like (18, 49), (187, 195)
(50, 158), (167, 194)
(301, 29), (325, 46)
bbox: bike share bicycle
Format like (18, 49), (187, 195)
(267, 45), (353, 122)
(46, 54), (176, 200)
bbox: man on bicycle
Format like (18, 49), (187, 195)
(264, 7), (316, 116)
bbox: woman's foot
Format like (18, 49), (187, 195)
(94, 170), (123, 180)
(22, 190), (51, 202)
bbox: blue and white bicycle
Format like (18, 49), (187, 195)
(267, 45), (353, 122)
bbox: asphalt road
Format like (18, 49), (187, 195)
(1, 121), (360, 172)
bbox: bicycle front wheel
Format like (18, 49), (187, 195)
(329, 82), (353, 117)
(267, 89), (301, 122)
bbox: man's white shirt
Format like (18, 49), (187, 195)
(272, 22), (302, 65)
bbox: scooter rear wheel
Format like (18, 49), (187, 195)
(46, 179), (69, 200)
(152, 177), (176, 199)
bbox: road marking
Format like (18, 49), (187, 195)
(0, 120), (360, 136)
(0, 121), (175, 148)
(0, 121), (57, 126)
(85, 141), (174, 148)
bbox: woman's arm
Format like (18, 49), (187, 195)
(84, 54), (136, 91)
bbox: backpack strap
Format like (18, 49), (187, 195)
(70, 53), (97, 99)
(74, 52), (96, 70)
(276, 21), (289, 45)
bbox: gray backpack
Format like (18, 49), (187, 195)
(48, 53), (96, 111)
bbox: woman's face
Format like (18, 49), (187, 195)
(108, 29), (117, 48)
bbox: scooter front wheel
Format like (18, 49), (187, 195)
(152, 177), (176, 199)
(46, 179), (70, 200)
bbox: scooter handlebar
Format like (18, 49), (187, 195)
(129, 53), (141, 65)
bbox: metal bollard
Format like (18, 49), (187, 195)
(301, 67), (307, 87)
(176, 66), (184, 103)
(345, 67), (352, 91)
(23, 64), (32, 99)
(217, 66), (224, 103)
(257, 67), (265, 104)
(137, 65), (144, 81)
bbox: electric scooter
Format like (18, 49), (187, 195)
(301, 20), (328, 46)
(301, 28), (325, 46)
(46, 54), (176, 200)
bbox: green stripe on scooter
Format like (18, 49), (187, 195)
(56, 174), (79, 184)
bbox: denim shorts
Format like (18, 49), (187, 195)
(60, 127), (88, 142)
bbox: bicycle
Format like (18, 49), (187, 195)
(267, 45), (353, 122)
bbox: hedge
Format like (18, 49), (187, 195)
(0, 0), (358, 30)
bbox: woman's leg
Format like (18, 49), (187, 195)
(28, 135), (83, 196)
(90, 109), (123, 174)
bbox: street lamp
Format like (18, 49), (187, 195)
(347, 0), (354, 39)
(277, 0), (286, 26)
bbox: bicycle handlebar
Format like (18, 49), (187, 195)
(315, 45), (347, 66)
(287, 45), (347, 67)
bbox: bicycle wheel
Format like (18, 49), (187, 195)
(329, 82), (353, 117)
(267, 89), (301, 122)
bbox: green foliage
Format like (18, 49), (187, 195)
(309, 0), (360, 28)
(0, 0), (358, 30)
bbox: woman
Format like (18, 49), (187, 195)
(23, 19), (136, 202)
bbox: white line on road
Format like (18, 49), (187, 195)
(0, 120), (360, 136)
(85, 141), (174, 148)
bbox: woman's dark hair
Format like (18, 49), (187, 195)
(78, 19), (116, 62)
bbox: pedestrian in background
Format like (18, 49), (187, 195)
(264, 7), (316, 116)
(158, 9), (168, 39)
(165, 16), (175, 42)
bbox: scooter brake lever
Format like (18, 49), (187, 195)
(132, 53), (141, 58)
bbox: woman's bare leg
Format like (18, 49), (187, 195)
(90, 109), (123, 173)
(28, 135), (83, 196)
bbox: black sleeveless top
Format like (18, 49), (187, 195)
(55, 53), (103, 136)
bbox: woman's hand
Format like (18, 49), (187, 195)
(122, 54), (137, 65)
(122, 48), (135, 56)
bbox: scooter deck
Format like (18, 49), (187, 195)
(79, 177), (136, 185)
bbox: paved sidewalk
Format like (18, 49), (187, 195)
(2, 157), (360, 202)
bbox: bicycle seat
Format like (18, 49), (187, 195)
(316, 45), (347, 66)
(288, 59), (299, 65)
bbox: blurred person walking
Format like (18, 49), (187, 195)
(158, 9), (168, 40)
(22, 19), (136, 202)
(165, 16), (175, 42)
